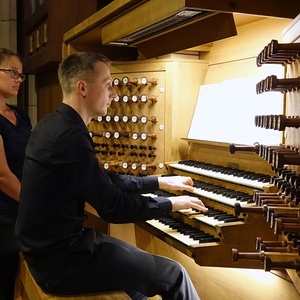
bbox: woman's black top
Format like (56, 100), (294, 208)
(0, 104), (31, 214)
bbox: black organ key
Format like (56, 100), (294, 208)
(223, 216), (244, 223)
(198, 237), (221, 243)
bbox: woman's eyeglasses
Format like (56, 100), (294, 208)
(0, 68), (26, 82)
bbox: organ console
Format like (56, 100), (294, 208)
(83, 36), (300, 296)
(53, 4), (300, 297)
(56, 2), (300, 297)
(134, 139), (278, 267)
(133, 139), (300, 298)
(133, 36), (300, 297)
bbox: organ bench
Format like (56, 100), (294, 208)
(16, 255), (130, 300)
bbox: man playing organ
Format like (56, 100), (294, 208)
(15, 52), (208, 300)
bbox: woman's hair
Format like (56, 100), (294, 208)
(0, 48), (19, 65)
(58, 52), (110, 95)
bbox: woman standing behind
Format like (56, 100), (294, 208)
(0, 48), (31, 300)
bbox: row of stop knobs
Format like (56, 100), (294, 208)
(94, 114), (157, 124)
(256, 39), (300, 67)
(255, 114), (300, 131)
(109, 94), (158, 103)
(256, 75), (300, 94)
(230, 143), (300, 171)
(95, 143), (157, 157)
(101, 160), (159, 171)
(113, 76), (158, 86)
(90, 131), (157, 140)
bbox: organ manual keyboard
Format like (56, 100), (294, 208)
(134, 139), (300, 299)
(134, 139), (278, 269)
(168, 160), (271, 190)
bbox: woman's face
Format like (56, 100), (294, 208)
(0, 55), (23, 100)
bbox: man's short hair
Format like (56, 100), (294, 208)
(58, 52), (110, 95)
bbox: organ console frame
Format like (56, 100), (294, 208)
(134, 17), (300, 298)
(62, 4), (300, 299)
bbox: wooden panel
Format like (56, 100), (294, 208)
(101, 0), (193, 44)
(36, 81), (62, 120)
(134, 13), (237, 60)
(184, 139), (276, 176)
(63, 0), (147, 45)
(22, 0), (99, 73)
(201, 18), (292, 72)
(180, 0), (300, 19)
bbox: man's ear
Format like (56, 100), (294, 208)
(78, 81), (87, 96)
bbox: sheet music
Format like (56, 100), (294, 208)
(188, 77), (283, 145)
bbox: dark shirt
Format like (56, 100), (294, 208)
(0, 104), (31, 214)
(15, 103), (172, 256)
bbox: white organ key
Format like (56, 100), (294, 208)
(178, 209), (225, 227)
(169, 162), (268, 190)
(192, 188), (242, 207)
(193, 215), (224, 227)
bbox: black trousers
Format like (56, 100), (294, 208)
(0, 213), (19, 300)
(27, 230), (200, 300)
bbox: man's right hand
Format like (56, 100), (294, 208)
(168, 195), (208, 212)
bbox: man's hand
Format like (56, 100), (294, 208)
(168, 195), (208, 212)
(158, 176), (195, 193)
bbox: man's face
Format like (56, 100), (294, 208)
(85, 61), (117, 117)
